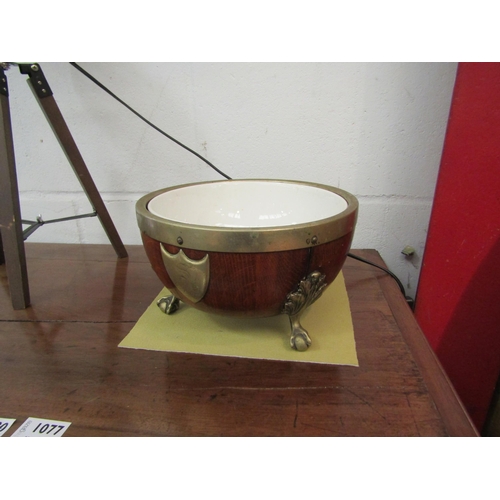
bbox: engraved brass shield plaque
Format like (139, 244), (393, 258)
(160, 245), (210, 303)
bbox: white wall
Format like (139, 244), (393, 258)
(6, 62), (457, 298)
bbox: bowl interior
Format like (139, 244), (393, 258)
(147, 181), (348, 228)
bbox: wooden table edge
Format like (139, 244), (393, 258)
(350, 250), (479, 437)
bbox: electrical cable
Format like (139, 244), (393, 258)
(347, 252), (413, 307)
(69, 62), (411, 305)
(69, 62), (232, 181)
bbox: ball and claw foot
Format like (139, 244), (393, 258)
(157, 295), (180, 314)
(282, 271), (328, 352)
(289, 319), (312, 352)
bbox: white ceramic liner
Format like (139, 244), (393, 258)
(148, 180), (348, 228)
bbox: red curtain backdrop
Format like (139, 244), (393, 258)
(415, 62), (500, 431)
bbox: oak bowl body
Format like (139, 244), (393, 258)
(136, 179), (358, 317)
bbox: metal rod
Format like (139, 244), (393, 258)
(22, 212), (98, 240)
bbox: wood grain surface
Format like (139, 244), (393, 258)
(0, 243), (477, 436)
(141, 232), (352, 317)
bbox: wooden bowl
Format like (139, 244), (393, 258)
(136, 179), (358, 350)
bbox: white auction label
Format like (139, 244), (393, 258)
(0, 418), (16, 437)
(11, 417), (71, 437)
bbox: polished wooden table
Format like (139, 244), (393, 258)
(0, 244), (477, 436)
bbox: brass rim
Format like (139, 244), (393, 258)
(136, 179), (358, 253)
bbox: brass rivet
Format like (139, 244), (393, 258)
(177, 237), (183, 245)
(311, 236), (318, 245)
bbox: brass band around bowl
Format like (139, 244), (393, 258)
(136, 180), (358, 254)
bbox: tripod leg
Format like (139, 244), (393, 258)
(0, 231), (4, 264)
(0, 77), (30, 309)
(21, 64), (128, 259)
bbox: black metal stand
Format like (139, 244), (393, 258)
(0, 63), (127, 310)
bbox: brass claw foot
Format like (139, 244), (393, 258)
(288, 317), (312, 351)
(157, 295), (180, 314)
(282, 271), (327, 351)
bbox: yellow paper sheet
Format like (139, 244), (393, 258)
(119, 272), (358, 366)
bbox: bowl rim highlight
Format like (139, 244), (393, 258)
(136, 179), (358, 253)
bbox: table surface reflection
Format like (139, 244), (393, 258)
(0, 244), (477, 436)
